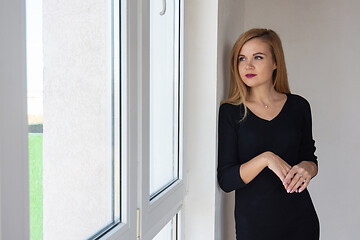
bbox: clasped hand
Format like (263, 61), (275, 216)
(264, 151), (315, 193)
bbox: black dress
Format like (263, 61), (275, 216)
(217, 93), (319, 240)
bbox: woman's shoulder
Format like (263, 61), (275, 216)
(287, 93), (312, 114)
(287, 93), (311, 107)
(219, 102), (244, 120)
(219, 102), (244, 113)
(220, 102), (241, 109)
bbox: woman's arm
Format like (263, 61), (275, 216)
(283, 98), (318, 193)
(218, 104), (292, 191)
(240, 151), (291, 184)
(217, 104), (246, 192)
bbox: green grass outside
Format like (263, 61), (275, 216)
(29, 133), (43, 240)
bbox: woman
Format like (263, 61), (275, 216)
(217, 28), (319, 240)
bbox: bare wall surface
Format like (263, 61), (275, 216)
(243, 0), (360, 239)
(183, 0), (218, 239)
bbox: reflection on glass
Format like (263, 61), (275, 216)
(149, 0), (180, 198)
(26, 1), (44, 239)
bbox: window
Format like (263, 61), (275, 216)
(26, 0), (120, 239)
(139, 0), (185, 239)
(149, 0), (180, 198)
(3, 0), (185, 239)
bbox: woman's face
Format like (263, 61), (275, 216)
(238, 38), (277, 89)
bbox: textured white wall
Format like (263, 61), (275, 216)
(43, 0), (113, 239)
(216, 1), (245, 239)
(243, 0), (360, 239)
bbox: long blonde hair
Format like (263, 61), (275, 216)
(222, 28), (291, 120)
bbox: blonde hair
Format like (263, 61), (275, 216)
(222, 28), (291, 120)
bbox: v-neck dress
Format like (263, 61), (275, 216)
(217, 93), (319, 240)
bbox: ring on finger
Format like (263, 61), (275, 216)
(299, 174), (303, 178)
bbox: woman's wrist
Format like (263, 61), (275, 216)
(262, 151), (274, 168)
(302, 161), (318, 178)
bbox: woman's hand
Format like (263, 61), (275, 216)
(263, 151), (291, 183)
(283, 161), (317, 193)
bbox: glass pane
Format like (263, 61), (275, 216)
(152, 215), (177, 240)
(149, 0), (180, 197)
(26, 1), (44, 239)
(26, 0), (120, 239)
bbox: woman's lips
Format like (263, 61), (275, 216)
(245, 74), (257, 78)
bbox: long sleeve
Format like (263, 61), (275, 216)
(220, 94), (320, 238)
(299, 99), (318, 166)
(217, 103), (246, 193)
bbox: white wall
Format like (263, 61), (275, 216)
(183, 0), (219, 239)
(243, 0), (360, 239)
(42, 0), (114, 239)
(0, 0), (29, 239)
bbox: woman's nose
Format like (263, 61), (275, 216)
(245, 60), (254, 69)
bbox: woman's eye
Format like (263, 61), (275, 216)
(238, 56), (245, 61)
(255, 56), (263, 60)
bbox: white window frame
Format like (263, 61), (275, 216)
(0, 0), (29, 239)
(101, 0), (138, 238)
(106, 0), (186, 239)
(139, 0), (186, 239)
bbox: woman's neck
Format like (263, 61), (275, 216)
(247, 86), (280, 104)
